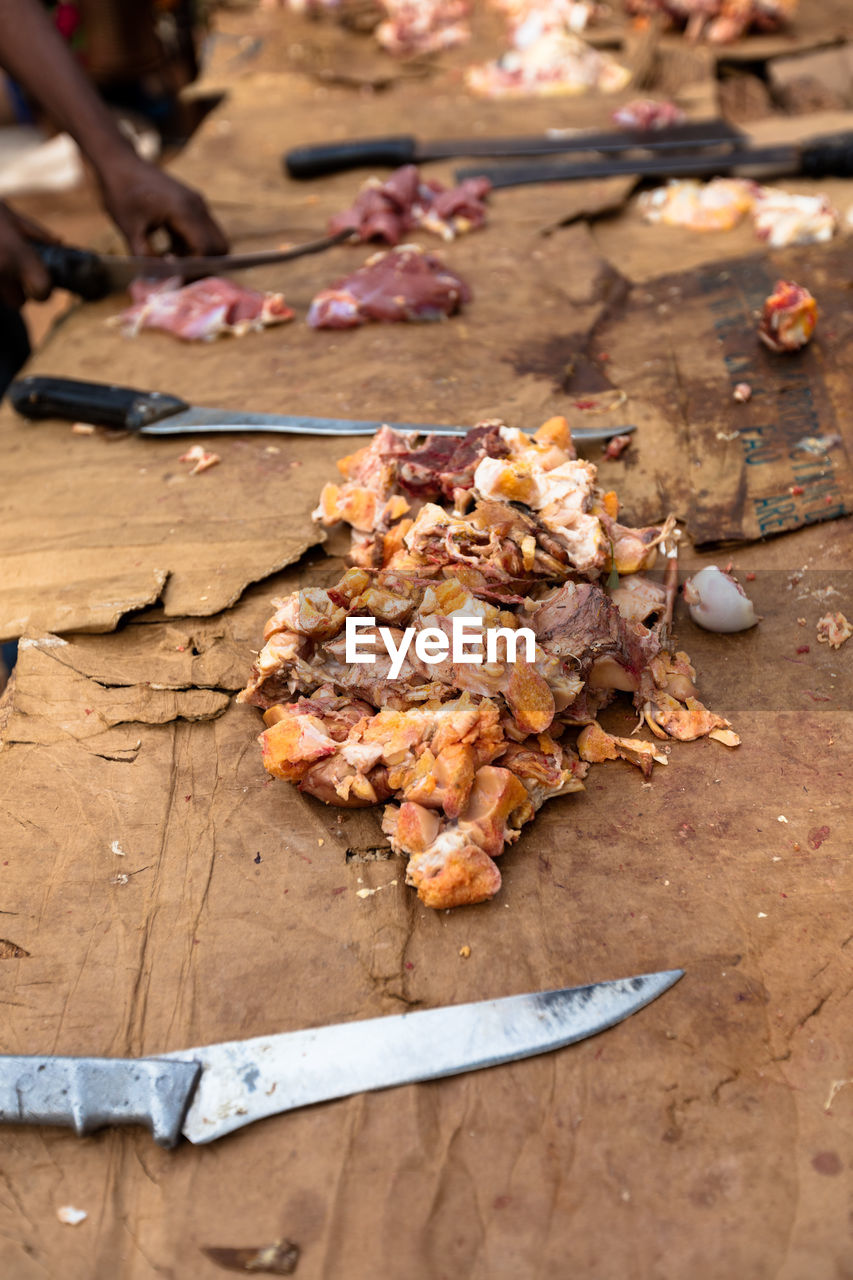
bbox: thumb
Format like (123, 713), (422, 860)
(17, 240), (52, 302)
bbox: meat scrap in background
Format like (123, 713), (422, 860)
(376, 0), (471, 55)
(241, 418), (739, 912)
(308, 245), (471, 328)
(115, 277), (294, 342)
(278, 0), (472, 54)
(602, 433), (632, 460)
(612, 98), (685, 130)
(639, 178), (756, 231)
(328, 165), (491, 245)
(465, 29), (630, 97)
(752, 190), (837, 248)
(623, 0), (797, 44)
(179, 445), (221, 475)
(816, 612), (851, 649)
(758, 280), (818, 353)
(640, 180), (839, 248)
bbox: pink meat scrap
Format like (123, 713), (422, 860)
(307, 244), (472, 330)
(612, 98), (685, 130)
(376, 0), (471, 56)
(117, 277), (295, 342)
(623, 0), (796, 43)
(328, 165), (491, 245)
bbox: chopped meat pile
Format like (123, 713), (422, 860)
(758, 280), (817, 353)
(623, 0), (797, 44)
(329, 165), (491, 245)
(465, 29), (631, 97)
(116, 277), (294, 342)
(307, 244), (471, 329)
(241, 416), (739, 911)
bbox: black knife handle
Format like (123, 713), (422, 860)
(799, 131), (853, 178)
(285, 135), (418, 179)
(31, 242), (114, 301)
(9, 375), (189, 431)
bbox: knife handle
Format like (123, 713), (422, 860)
(9, 375), (189, 431)
(285, 135), (418, 179)
(0, 1056), (201, 1148)
(799, 131), (853, 178)
(31, 242), (114, 301)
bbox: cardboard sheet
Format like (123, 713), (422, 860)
(1, 529), (852, 1279)
(2, 10), (853, 1274)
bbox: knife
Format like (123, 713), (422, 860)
(0, 969), (682, 1146)
(455, 129), (853, 189)
(30, 228), (357, 302)
(9, 375), (638, 441)
(284, 120), (744, 179)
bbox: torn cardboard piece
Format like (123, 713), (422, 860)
(2, 635), (231, 756)
(0, 401), (327, 641)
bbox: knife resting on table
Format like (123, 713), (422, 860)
(9, 375), (638, 442)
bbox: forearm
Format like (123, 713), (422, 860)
(0, 0), (136, 179)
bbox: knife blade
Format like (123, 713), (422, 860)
(0, 969), (683, 1146)
(9, 376), (638, 442)
(455, 130), (853, 189)
(284, 120), (744, 178)
(31, 228), (357, 301)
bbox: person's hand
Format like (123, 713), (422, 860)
(0, 202), (53, 308)
(98, 153), (229, 257)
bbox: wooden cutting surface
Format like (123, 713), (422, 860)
(0, 6), (852, 1278)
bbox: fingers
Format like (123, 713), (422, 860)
(7, 208), (60, 246)
(0, 203), (52, 303)
(18, 243), (53, 302)
(161, 187), (230, 257)
(101, 162), (230, 260)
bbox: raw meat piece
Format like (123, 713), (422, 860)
(752, 189), (837, 248)
(307, 244), (471, 329)
(328, 165), (490, 245)
(179, 445), (221, 475)
(116, 277), (294, 342)
(492, 0), (609, 51)
(576, 721), (668, 776)
(638, 178), (756, 231)
(623, 0), (797, 44)
(758, 279), (817, 353)
(603, 433), (632, 459)
(612, 98), (685, 129)
(640, 179), (839, 247)
(465, 30), (630, 97)
(816, 611), (851, 649)
(376, 0), (471, 55)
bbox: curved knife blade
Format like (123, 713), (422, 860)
(163, 969), (683, 1144)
